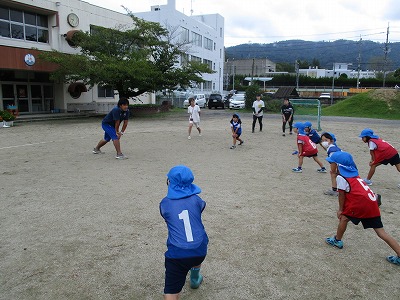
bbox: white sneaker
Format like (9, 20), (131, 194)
(92, 148), (104, 154)
(324, 189), (338, 196)
(115, 154), (128, 159)
(199, 134), (202, 137)
(363, 178), (373, 185)
(188, 136), (191, 140)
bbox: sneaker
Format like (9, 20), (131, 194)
(292, 150), (298, 155)
(386, 255), (400, 266)
(92, 148), (104, 154)
(325, 236), (343, 249)
(199, 134), (202, 137)
(324, 189), (338, 196)
(190, 274), (203, 289)
(188, 136), (191, 140)
(115, 154), (128, 160)
(289, 132), (293, 135)
(230, 145), (236, 149)
(317, 167), (327, 173)
(292, 167), (302, 173)
(363, 178), (373, 185)
(239, 140), (244, 145)
(282, 133), (286, 136)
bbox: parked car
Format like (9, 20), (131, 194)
(208, 93), (224, 109)
(183, 94), (207, 108)
(229, 94), (245, 109)
(319, 93), (331, 99)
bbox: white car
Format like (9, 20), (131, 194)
(183, 94), (207, 108)
(229, 94), (245, 109)
(319, 93), (331, 99)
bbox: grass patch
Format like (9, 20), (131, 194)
(322, 90), (400, 119)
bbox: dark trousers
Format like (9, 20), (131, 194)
(252, 115), (263, 132)
(282, 116), (293, 133)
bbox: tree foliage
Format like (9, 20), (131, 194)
(40, 16), (213, 98)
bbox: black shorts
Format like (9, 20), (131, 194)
(379, 153), (400, 166)
(304, 153), (318, 158)
(164, 256), (206, 294)
(346, 215), (383, 229)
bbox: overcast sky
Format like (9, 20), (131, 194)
(83, 0), (400, 46)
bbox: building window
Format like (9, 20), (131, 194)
(181, 27), (189, 43)
(204, 37), (213, 50)
(203, 59), (212, 70)
(98, 86), (114, 98)
(203, 81), (212, 90)
(191, 55), (202, 63)
(192, 32), (202, 47)
(181, 53), (189, 66)
(0, 6), (49, 43)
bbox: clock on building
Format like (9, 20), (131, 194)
(67, 13), (79, 27)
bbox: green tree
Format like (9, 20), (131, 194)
(244, 84), (261, 109)
(40, 16), (213, 98)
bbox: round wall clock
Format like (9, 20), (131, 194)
(67, 13), (79, 27)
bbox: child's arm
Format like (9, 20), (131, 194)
(121, 119), (128, 134)
(297, 142), (303, 156)
(369, 150), (375, 165)
(115, 120), (122, 137)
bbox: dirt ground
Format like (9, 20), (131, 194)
(1, 110), (400, 300)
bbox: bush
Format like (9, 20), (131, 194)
(265, 99), (282, 113)
(244, 85), (262, 109)
(1, 110), (15, 121)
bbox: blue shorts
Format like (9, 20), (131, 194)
(346, 215), (383, 229)
(164, 256), (205, 294)
(102, 123), (118, 142)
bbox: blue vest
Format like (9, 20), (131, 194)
(160, 194), (208, 258)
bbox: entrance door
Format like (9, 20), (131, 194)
(16, 84), (29, 112)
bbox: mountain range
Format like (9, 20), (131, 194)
(225, 40), (400, 71)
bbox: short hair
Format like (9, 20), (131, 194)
(189, 97), (195, 104)
(256, 94), (261, 97)
(118, 97), (129, 106)
(321, 132), (334, 141)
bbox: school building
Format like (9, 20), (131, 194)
(0, 0), (224, 114)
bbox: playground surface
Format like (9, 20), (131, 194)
(1, 111), (400, 299)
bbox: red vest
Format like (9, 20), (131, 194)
(342, 176), (380, 218)
(297, 135), (318, 156)
(370, 138), (398, 163)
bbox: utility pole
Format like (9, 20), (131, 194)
(251, 58), (255, 84)
(331, 63), (335, 106)
(295, 60), (299, 90)
(357, 35), (362, 89)
(383, 23), (390, 88)
(232, 58), (235, 91)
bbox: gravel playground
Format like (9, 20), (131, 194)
(1, 110), (400, 300)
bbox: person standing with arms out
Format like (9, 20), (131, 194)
(324, 151), (400, 266)
(359, 128), (400, 187)
(187, 98), (201, 140)
(252, 94), (265, 133)
(281, 98), (294, 136)
(230, 113), (244, 149)
(160, 165), (209, 299)
(92, 97), (129, 159)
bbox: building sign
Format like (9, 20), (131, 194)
(24, 54), (36, 66)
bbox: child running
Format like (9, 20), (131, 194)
(359, 128), (400, 187)
(321, 132), (342, 196)
(187, 98), (201, 140)
(292, 122), (327, 173)
(324, 151), (400, 266)
(160, 165), (209, 299)
(230, 113), (244, 149)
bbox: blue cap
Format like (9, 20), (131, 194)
(326, 151), (359, 178)
(324, 132), (337, 142)
(293, 122), (305, 134)
(167, 165), (201, 199)
(304, 121), (312, 128)
(359, 128), (379, 139)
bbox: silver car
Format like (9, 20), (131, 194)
(183, 94), (207, 108)
(229, 94), (245, 109)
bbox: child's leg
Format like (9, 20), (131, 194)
(188, 123), (193, 136)
(258, 116), (263, 131)
(298, 156), (304, 167)
(335, 215), (350, 240)
(232, 136), (237, 145)
(395, 163), (400, 172)
(330, 164), (337, 189)
(313, 156), (324, 168)
(366, 164), (379, 180)
(196, 123), (201, 134)
(374, 228), (400, 256)
(95, 139), (108, 150)
(252, 115), (257, 132)
(282, 120), (287, 133)
(288, 119), (293, 133)
(112, 139), (122, 155)
(164, 293), (179, 300)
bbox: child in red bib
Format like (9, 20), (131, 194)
(359, 128), (400, 187)
(325, 151), (400, 266)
